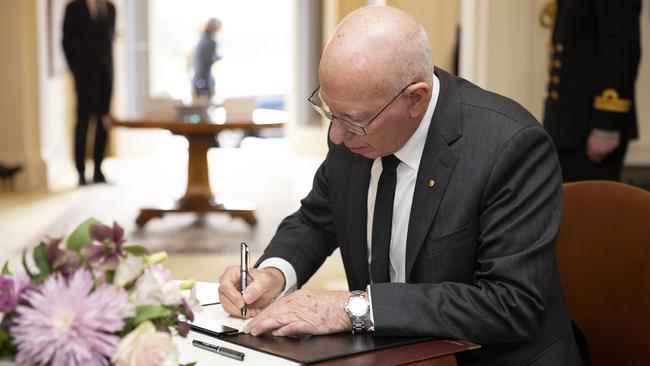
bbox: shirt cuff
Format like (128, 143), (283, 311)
(366, 285), (375, 332)
(592, 128), (621, 138)
(258, 258), (297, 298)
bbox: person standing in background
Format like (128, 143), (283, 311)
(192, 18), (222, 101)
(63, 0), (116, 186)
(542, 0), (641, 182)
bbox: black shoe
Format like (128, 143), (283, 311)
(79, 176), (87, 186)
(93, 172), (107, 184)
(0, 164), (22, 178)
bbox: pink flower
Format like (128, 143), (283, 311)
(112, 321), (179, 366)
(12, 269), (129, 366)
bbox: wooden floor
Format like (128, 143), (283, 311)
(0, 138), (348, 291)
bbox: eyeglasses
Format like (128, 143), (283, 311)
(307, 82), (416, 135)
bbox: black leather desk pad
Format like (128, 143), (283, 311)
(218, 331), (434, 364)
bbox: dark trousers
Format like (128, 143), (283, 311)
(73, 69), (112, 179)
(558, 141), (628, 182)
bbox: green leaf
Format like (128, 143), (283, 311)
(134, 305), (172, 325)
(0, 328), (9, 342)
(32, 243), (50, 283)
(105, 269), (115, 284)
(67, 218), (101, 252)
(120, 317), (136, 336)
(181, 363), (197, 366)
(123, 245), (149, 256)
(22, 250), (35, 279)
(1, 260), (12, 276)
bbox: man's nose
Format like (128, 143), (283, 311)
(329, 120), (353, 144)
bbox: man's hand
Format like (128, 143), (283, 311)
(218, 266), (286, 318)
(243, 290), (351, 336)
(586, 130), (620, 164)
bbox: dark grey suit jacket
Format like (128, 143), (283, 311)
(258, 68), (582, 365)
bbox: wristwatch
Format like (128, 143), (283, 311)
(344, 291), (369, 334)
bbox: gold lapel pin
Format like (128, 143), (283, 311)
(428, 179), (435, 188)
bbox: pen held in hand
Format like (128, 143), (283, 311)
(240, 242), (249, 319)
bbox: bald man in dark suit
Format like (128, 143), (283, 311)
(217, 6), (584, 365)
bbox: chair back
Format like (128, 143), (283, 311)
(557, 181), (650, 366)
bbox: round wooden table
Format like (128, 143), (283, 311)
(110, 107), (286, 228)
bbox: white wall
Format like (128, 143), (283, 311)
(627, 2), (650, 165)
(0, 0), (46, 190)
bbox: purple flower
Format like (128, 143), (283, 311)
(182, 298), (194, 322)
(46, 237), (81, 276)
(0, 276), (17, 313)
(81, 222), (126, 270)
(0, 268), (30, 317)
(12, 269), (129, 366)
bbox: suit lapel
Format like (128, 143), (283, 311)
(405, 68), (461, 282)
(346, 154), (372, 289)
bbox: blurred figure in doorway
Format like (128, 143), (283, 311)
(192, 18), (222, 101)
(63, 0), (116, 186)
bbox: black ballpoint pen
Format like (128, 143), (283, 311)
(240, 242), (249, 319)
(192, 339), (245, 361)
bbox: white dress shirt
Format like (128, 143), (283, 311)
(259, 74), (441, 323)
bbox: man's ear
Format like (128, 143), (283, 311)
(405, 82), (431, 119)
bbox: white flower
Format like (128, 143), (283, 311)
(160, 281), (183, 306)
(134, 265), (182, 306)
(114, 255), (144, 287)
(112, 321), (179, 366)
(186, 287), (202, 315)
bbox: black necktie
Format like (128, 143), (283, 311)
(371, 154), (400, 283)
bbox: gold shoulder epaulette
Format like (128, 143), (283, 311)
(539, 1), (557, 29)
(594, 89), (632, 113)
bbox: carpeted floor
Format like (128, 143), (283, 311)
(16, 138), (322, 256)
(0, 138), (347, 290)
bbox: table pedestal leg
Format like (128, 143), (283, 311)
(135, 134), (257, 228)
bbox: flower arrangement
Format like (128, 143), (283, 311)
(0, 219), (199, 366)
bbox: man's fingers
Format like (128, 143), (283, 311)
(246, 314), (283, 336)
(219, 282), (245, 309)
(272, 323), (306, 337)
(244, 307), (262, 318)
(244, 306), (290, 335)
(219, 265), (241, 286)
(241, 274), (270, 305)
(221, 298), (242, 317)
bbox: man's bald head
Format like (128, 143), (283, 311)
(320, 6), (433, 98)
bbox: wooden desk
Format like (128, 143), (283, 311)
(312, 340), (462, 366)
(110, 108), (286, 227)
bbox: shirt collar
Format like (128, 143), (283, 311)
(394, 73), (440, 170)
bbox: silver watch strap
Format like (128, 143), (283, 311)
(352, 315), (365, 333)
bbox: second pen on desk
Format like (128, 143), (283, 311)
(240, 242), (249, 319)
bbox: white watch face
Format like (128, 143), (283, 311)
(348, 296), (368, 317)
